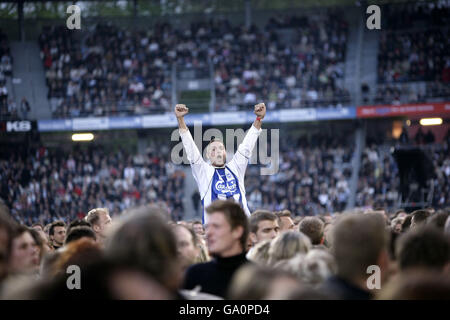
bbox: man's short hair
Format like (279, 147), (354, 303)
(206, 200), (249, 250)
(49, 221), (66, 236)
(173, 224), (198, 246)
(85, 208), (109, 226)
(67, 219), (92, 234)
(65, 226), (97, 245)
(332, 213), (388, 280)
(299, 217), (324, 245)
(106, 205), (179, 289)
(411, 210), (431, 226)
(191, 220), (203, 228)
(274, 210), (292, 219)
(250, 210), (277, 234)
(31, 223), (44, 229)
(427, 211), (449, 231)
(274, 210), (292, 228)
(401, 215), (412, 231)
(396, 226), (450, 271)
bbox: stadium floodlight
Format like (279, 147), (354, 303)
(72, 133), (94, 141)
(419, 118), (443, 126)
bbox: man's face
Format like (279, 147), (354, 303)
(9, 231), (38, 273)
(206, 212), (242, 257)
(94, 213), (112, 238)
(192, 223), (205, 236)
(52, 226), (66, 246)
(279, 216), (295, 232)
(208, 141), (226, 167)
(174, 227), (199, 268)
(253, 220), (279, 244)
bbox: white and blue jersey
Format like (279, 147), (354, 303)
(180, 125), (262, 223)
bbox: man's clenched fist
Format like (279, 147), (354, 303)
(174, 104), (189, 118)
(254, 103), (266, 119)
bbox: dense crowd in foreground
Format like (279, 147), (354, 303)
(0, 199), (449, 300)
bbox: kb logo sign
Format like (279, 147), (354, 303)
(6, 121), (31, 132)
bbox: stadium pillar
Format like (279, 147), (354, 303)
(18, 0), (24, 41)
(172, 63), (178, 106)
(346, 121), (366, 210)
(133, 0), (138, 18)
(245, 0), (252, 28)
(208, 57), (216, 113)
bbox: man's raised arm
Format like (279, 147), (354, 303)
(175, 104), (204, 166)
(230, 103), (266, 176)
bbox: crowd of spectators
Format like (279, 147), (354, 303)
(39, 23), (173, 118)
(212, 13), (350, 111)
(1, 194), (448, 300)
(356, 129), (450, 210)
(246, 132), (354, 216)
(0, 28), (14, 120)
(368, 82), (450, 105)
(0, 144), (185, 226)
(39, 11), (350, 118)
(375, 3), (450, 105)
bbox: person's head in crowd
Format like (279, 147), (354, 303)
(31, 223), (43, 233)
(445, 215), (450, 236)
(228, 264), (300, 300)
(401, 215), (412, 232)
(206, 137), (227, 167)
(49, 220), (66, 250)
(273, 249), (336, 288)
(301, 249), (337, 286)
(67, 219), (92, 233)
(246, 239), (271, 265)
(65, 226), (97, 245)
(293, 216), (303, 229)
(191, 220), (205, 237)
(331, 213), (389, 293)
(323, 223), (333, 247)
(268, 231), (311, 265)
(396, 226), (450, 272)
(249, 210), (279, 246)
(410, 210), (430, 228)
(394, 209), (407, 220)
(43, 223), (51, 236)
(274, 210), (295, 232)
(391, 216), (404, 234)
(106, 205), (182, 292)
(205, 200), (249, 258)
(40, 250), (61, 278)
(13, 258), (172, 300)
(370, 207), (388, 224)
(377, 271), (450, 300)
(0, 204), (15, 281)
(31, 225), (51, 252)
(427, 210), (449, 231)
(8, 225), (40, 275)
(27, 227), (46, 271)
(52, 238), (102, 276)
(85, 208), (112, 243)
(172, 224), (200, 271)
(299, 217), (324, 245)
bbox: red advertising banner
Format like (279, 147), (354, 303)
(357, 102), (450, 118)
